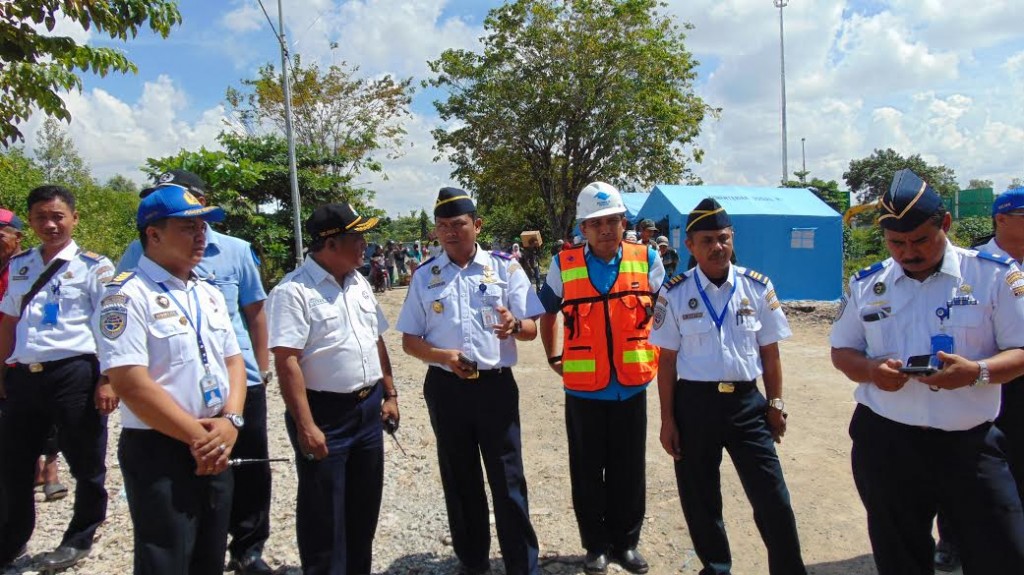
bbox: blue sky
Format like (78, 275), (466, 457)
(22, 0), (1024, 216)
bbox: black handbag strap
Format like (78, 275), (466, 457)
(19, 255), (71, 318)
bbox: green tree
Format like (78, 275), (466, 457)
(782, 177), (847, 213)
(1008, 178), (1023, 190)
(34, 118), (92, 188)
(843, 148), (958, 204)
(0, 1), (181, 144)
(105, 173), (138, 194)
(0, 147), (45, 212)
(226, 56), (412, 182)
(967, 178), (993, 189)
(427, 0), (715, 239)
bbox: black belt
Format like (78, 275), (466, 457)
(678, 379), (756, 394)
(429, 365), (509, 380)
(307, 380), (380, 402)
(15, 354), (95, 374)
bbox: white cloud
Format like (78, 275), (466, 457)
(221, 1), (266, 34)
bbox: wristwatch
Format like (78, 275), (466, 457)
(512, 319), (522, 334)
(222, 412), (245, 429)
(768, 398), (786, 413)
(261, 370), (274, 385)
(972, 361), (991, 387)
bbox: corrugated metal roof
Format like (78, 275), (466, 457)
(652, 185), (840, 218)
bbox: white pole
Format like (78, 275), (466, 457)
(278, 0), (304, 266)
(775, 1), (789, 185)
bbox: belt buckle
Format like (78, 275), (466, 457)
(356, 386), (372, 400)
(28, 363), (43, 373)
(717, 382), (734, 393)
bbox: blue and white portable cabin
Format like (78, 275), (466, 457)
(636, 185), (843, 301)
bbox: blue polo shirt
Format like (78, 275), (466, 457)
(117, 225), (267, 386)
(540, 244), (664, 401)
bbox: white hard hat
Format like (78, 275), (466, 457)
(576, 181), (626, 221)
(656, 235), (669, 246)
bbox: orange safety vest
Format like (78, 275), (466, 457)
(558, 243), (658, 392)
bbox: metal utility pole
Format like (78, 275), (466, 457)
(774, 0), (789, 185)
(278, 0), (304, 266)
(801, 136), (806, 175)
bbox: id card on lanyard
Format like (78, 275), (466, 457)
(158, 281), (224, 410)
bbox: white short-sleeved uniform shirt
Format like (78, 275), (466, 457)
(830, 242), (1024, 431)
(396, 245), (545, 371)
(95, 256), (241, 430)
(0, 240), (114, 364)
(266, 256), (388, 394)
(650, 265), (791, 382)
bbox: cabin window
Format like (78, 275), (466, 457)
(790, 228), (815, 249)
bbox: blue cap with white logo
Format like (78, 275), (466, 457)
(993, 187), (1024, 216)
(136, 184), (225, 229)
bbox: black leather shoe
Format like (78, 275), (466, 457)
(456, 563), (490, 575)
(934, 539), (961, 572)
(39, 545), (90, 571)
(583, 550), (609, 574)
(230, 552), (274, 572)
(610, 548), (649, 574)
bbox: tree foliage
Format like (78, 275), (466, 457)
(781, 177), (847, 214)
(428, 0), (715, 239)
(226, 56), (413, 181)
(1008, 177), (1023, 191)
(967, 178), (993, 190)
(0, 0), (181, 144)
(34, 117), (92, 189)
(843, 148), (958, 204)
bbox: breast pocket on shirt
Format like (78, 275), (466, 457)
(735, 317), (762, 356)
(860, 305), (897, 358)
(357, 296), (379, 338)
(149, 319), (194, 367)
(211, 275), (240, 310)
(57, 281), (87, 315)
(205, 311), (234, 357)
(945, 304), (987, 352)
(679, 316), (716, 357)
(309, 304), (343, 343)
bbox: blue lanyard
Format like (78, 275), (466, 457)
(696, 275), (737, 331)
(157, 282), (211, 370)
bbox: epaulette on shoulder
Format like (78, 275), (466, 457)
(741, 268), (769, 286)
(78, 250), (104, 263)
(413, 256), (436, 274)
(490, 250), (512, 261)
(105, 271), (135, 287)
(10, 250), (31, 261)
(665, 273), (689, 291)
(976, 251), (1014, 266)
(854, 261), (886, 281)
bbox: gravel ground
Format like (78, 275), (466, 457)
(7, 288), (950, 575)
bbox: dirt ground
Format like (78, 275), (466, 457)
(16, 288), (960, 574)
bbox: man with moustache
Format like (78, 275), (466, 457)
(539, 182), (664, 574)
(830, 169), (1024, 574)
(649, 198), (806, 575)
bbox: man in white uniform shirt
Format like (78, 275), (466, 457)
(830, 169), (1024, 574)
(267, 203), (398, 575)
(649, 198), (806, 575)
(397, 187), (544, 575)
(0, 185), (115, 572)
(97, 184), (246, 575)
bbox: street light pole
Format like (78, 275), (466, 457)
(801, 136), (806, 175)
(774, 0), (789, 185)
(278, 0), (304, 266)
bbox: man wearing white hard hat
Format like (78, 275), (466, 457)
(539, 182), (664, 574)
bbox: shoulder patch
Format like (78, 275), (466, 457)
(490, 250), (512, 261)
(854, 261), (886, 281)
(105, 271), (135, 287)
(78, 250), (104, 263)
(976, 251), (1014, 266)
(741, 268), (769, 286)
(664, 273), (689, 291)
(413, 256), (436, 274)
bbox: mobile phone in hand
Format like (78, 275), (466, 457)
(457, 353), (479, 378)
(898, 354), (938, 376)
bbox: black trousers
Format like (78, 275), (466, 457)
(0, 356), (107, 560)
(285, 384), (384, 575)
(424, 367), (539, 575)
(119, 429), (233, 575)
(851, 404), (1024, 575)
(937, 376), (1024, 548)
(228, 384), (271, 560)
(673, 380), (805, 575)
(564, 390), (646, 555)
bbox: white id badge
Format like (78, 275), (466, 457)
(200, 372), (224, 410)
(481, 305), (498, 327)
